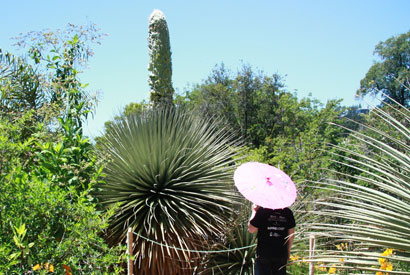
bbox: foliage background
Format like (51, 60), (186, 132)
(0, 26), (125, 274)
(1, 10), (409, 274)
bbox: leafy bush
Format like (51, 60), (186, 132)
(0, 25), (125, 274)
(0, 113), (125, 274)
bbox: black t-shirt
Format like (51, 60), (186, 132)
(250, 207), (296, 258)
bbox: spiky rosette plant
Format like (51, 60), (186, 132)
(304, 102), (410, 274)
(204, 224), (256, 275)
(97, 108), (242, 274)
(203, 202), (256, 275)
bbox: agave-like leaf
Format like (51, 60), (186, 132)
(97, 107), (242, 274)
(304, 103), (410, 273)
(202, 202), (256, 275)
(203, 223), (256, 275)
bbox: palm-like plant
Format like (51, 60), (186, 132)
(97, 108), (241, 274)
(203, 203), (256, 275)
(305, 102), (410, 274)
(204, 223), (256, 275)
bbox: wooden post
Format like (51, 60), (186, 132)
(309, 234), (315, 275)
(127, 228), (133, 275)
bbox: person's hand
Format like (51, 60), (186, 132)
(252, 204), (259, 212)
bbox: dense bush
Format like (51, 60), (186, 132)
(0, 111), (125, 274)
(0, 25), (125, 274)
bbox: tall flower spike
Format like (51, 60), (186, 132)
(148, 9), (174, 107)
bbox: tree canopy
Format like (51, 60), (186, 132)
(357, 30), (410, 107)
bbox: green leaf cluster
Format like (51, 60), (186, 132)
(0, 113), (124, 273)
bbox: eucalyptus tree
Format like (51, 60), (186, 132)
(304, 102), (410, 274)
(148, 9), (174, 107)
(97, 108), (242, 274)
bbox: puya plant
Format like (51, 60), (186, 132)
(97, 107), (242, 274)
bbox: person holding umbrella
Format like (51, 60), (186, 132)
(234, 162), (297, 275)
(248, 204), (295, 275)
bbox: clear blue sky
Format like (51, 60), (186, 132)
(1, 0), (409, 139)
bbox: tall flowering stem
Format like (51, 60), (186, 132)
(148, 9), (174, 107)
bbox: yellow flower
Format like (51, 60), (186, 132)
(290, 255), (300, 261)
(328, 267), (336, 274)
(381, 248), (394, 257)
(376, 272), (385, 275)
(33, 264), (42, 271)
(379, 257), (386, 265)
(339, 258), (345, 262)
(386, 262), (393, 271)
(49, 264), (54, 272)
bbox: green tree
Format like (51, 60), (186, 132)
(177, 63), (345, 183)
(356, 30), (410, 107)
(148, 9), (174, 107)
(266, 96), (344, 183)
(1, 23), (104, 137)
(177, 63), (286, 147)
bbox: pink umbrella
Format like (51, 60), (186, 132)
(234, 162), (297, 209)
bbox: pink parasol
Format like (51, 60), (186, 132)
(234, 162), (297, 209)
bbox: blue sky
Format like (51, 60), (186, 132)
(1, 0), (409, 139)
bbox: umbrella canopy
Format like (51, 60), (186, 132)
(234, 162), (297, 209)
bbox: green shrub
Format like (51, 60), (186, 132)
(0, 114), (125, 274)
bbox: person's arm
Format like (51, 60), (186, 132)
(248, 204), (259, 234)
(286, 227), (295, 259)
